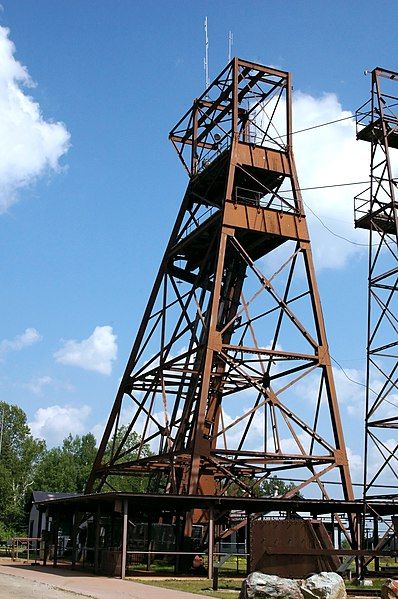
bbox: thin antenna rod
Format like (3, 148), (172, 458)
(204, 16), (210, 90)
(0, 406), (4, 455)
(228, 31), (233, 62)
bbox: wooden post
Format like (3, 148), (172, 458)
(208, 507), (214, 580)
(121, 499), (128, 579)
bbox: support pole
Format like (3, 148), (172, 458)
(121, 499), (128, 579)
(373, 516), (380, 573)
(43, 514), (49, 567)
(71, 512), (77, 570)
(37, 510), (43, 552)
(208, 507), (214, 580)
(94, 504), (101, 573)
(53, 514), (59, 568)
(246, 512), (251, 575)
(357, 514), (363, 580)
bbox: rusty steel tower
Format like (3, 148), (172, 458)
(355, 68), (398, 502)
(87, 59), (354, 506)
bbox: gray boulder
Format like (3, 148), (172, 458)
(240, 572), (303, 599)
(301, 572), (346, 599)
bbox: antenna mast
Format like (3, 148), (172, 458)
(228, 30), (233, 62)
(204, 17), (210, 90)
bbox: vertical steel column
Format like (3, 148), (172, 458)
(53, 514), (59, 568)
(94, 504), (101, 573)
(246, 513), (251, 575)
(43, 513), (49, 567)
(208, 507), (214, 579)
(71, 512), (77, 570)
(121, 499), (128, 579)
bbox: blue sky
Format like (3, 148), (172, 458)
(0, 0), (397, 490)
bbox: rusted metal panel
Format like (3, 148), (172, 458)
(224, 202), (309, 241)
(235, 144), (291, 175)
(250, 519), (339, 578)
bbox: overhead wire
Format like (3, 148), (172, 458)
(303, 201), (370, 247)
(274, 113), (356, 141)
(290, 114), (356, 136)
(331, 356), (398, 411)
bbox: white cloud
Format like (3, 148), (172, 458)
(0, 26), (70, 212)
(0, 327), (41, 357)
(346, 446), (363, 478)
(29, 404), (91, 447)
(291, 91), (373, 270)
(54, 325), (117, 375)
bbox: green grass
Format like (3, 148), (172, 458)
(126, 555), (247, 577)
(131, 577), (242, 599)
(136, 575), (390, 598)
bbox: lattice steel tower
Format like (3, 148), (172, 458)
(87, 59), (354, 506)
(355, 68), (398, 501)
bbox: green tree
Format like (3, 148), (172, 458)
(0, 401), (45, 532)
(225, 475), (302, 498)
(33, 433), (97, 493)
(104, 426), (153, 493)
(259, 476), (302, 498)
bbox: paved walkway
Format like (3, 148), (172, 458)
(0, 561), (206, 599)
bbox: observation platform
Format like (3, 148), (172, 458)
(354, 208), (398, 233)
(357, 117), (398, 149)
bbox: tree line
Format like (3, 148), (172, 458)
(0, 400), (149, 538)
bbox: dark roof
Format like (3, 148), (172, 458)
(33, 491), (398, 517)
(32, 491), (80, 503)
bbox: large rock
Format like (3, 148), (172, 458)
(381, 579), (398, 599)
(301, 572), (346, 599)
(240, 572), (303, 599)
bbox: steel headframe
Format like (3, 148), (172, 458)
(87, 59), (354, 523)
(355, 68), (398, 504)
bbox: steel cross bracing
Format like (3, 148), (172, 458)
(355, 68), (398, 507)
(87, 59), (354, 510)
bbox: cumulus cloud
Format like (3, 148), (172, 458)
(0, 327), (41, 358)
(0, 26), (70, 212)
(29, 404), (91, 447)
(54, 325), (117, 375)
(291, 91), (389, 270)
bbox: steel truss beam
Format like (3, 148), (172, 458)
(355, 69), (398, 509)
(87, 60), (354, 525)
